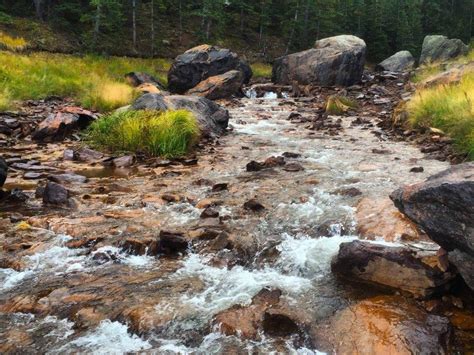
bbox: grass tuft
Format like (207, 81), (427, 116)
(87, 109), (200, 158)
(326, 95), (358, 115)
(407, 72), (474, 159)
(251, 62), (272, 79)
(0, 51), (170, 112)
(0, 32), (28, 52)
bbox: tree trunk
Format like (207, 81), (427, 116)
(151, 0), (155, 57)
(179, 0), (183, 43)
(258, 0), (265, 46)
(240, 6), (244, 35)
(93, 2), (102, 49)
(206, 18), (211, 40)
(33, 0), (43, 21)
(132, 0), (137, 52)
(302, 0), (310, 46)
(285, 0), (300, 55)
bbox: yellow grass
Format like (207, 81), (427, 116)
(0, 32), (28, 51)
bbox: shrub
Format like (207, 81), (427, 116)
(87, 109), (200, 158)
(407, 72), (474, 159)
(251, 62), (272, 79)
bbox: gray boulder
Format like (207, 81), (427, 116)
(391, 162), (474, 290)
(43, 181), (70, 206)
(132, 93), (229, 137)
(420, 35), (469, 65)
(168, 45), (252, 94)
(272, 35), (367, 87)
(376, 51), (415, 72)
(0, 156), (7, 187)
(125, 72), (165, 90)
(186, 70), (244, 100)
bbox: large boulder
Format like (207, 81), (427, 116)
(318, 295), (451, 354)
(272, 35), (366, 87)
(167, 45), (252, 94)
(391, 163), (474, 290)
(420, 35), (469, 65)
(332, 240), (456, 297)
(125, 72), (165, 90)
(186, 70), (244, 100)
(32, 107), (97, 142)
(131, 93), (229, 137)
(376, 50), (415, 72)
(0, 156), (7, 187)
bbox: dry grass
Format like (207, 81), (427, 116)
(326, 95), (358, 115)
(251, 62), (272, 79)
(0, 32), (28, 52)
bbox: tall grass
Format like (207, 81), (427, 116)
(0, 32), (27, 51)
(0, 51), (171, 111)
(251, 62), (272, 79)
(87, 109), (200, 158)
(407, 72), (474, 159)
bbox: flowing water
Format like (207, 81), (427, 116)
(0, 93), (450, 353)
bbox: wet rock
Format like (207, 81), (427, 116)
(200, 207), (219, 219)
(125, 72), (165, 90)
(63, 149), (74, 161)
(132, 93), (229, 137)
(282, 163), (304, 172)
(42, 182), (70, 206)
(48, 173), (88, 184)
(0, 156), (8, 187)
(73, 147), (105, 163)
(158, 231), (188, 255)
(273, 35), (366, 86)
(318, 295), (451, 354)
(196, 198), (223, 209)
(420, 35), (469, 65)
(262, 309), (300, 337)
(112, 155), (135, 168)
(243, 199), (265, 212)
(332, 240), (456, 297)
(246, 160), (265, 172)
(376, 51), (415, 72)
(213, 288), (282, 339)
(282, 152), (301, 158)
(168, 44), (252, 94)
(333, 187), (362, 197)
(121, 237), (159, 256)
(410, 166), (424, 173)
(391, 163), (474, 290)
(212, 183), (228, 192)
(264, 156), (286, 167)
(186, 70), (245, 100)
(32, 107), (96, 142)
(24, 172), (46, 180)
(356, 197), (425, 242)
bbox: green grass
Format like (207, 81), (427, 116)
(326, 95), (358, 115)
(407, 71), (474, 159)
(0, 51), (171, 111)
(87, 109), (200, 158)
(251, 62), (272, 79)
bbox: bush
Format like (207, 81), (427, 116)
(0, 51), (170, 111)
(87, 109), (200, 158)
(407, 72), (474, 159)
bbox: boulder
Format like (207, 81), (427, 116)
(320, 296), (451, 354)
(391, 163), (474, 290)
(332, 240), (456, 297)
(272, 35), (366, 87)
(420, 35), (469, 65)
(158, 231), (188, 255)
(186, 70), (244, 100)
(0, 156), (7, 187)
(131, 93), (229, 137)
(167, 44), (252, 94)
(32, 107), (97, 142)
(42, 182), (70, 206)
(376, 50), (415, 72)
(125, 72), (165, 90)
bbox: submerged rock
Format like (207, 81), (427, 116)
(420, 35), (469, 65)
(272, 35), (366, 86)
(32, 107), (96, 142)
(318, 295), (451, 353)
(186, 70), (244, 100)
(391, 162), (474, 290)
(168, 44), (252, 94)
(0, 156), (7, 187)
(376, 50), (415, 72)
(332, 240), (456, 297)
(132, 93), (229, 137)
